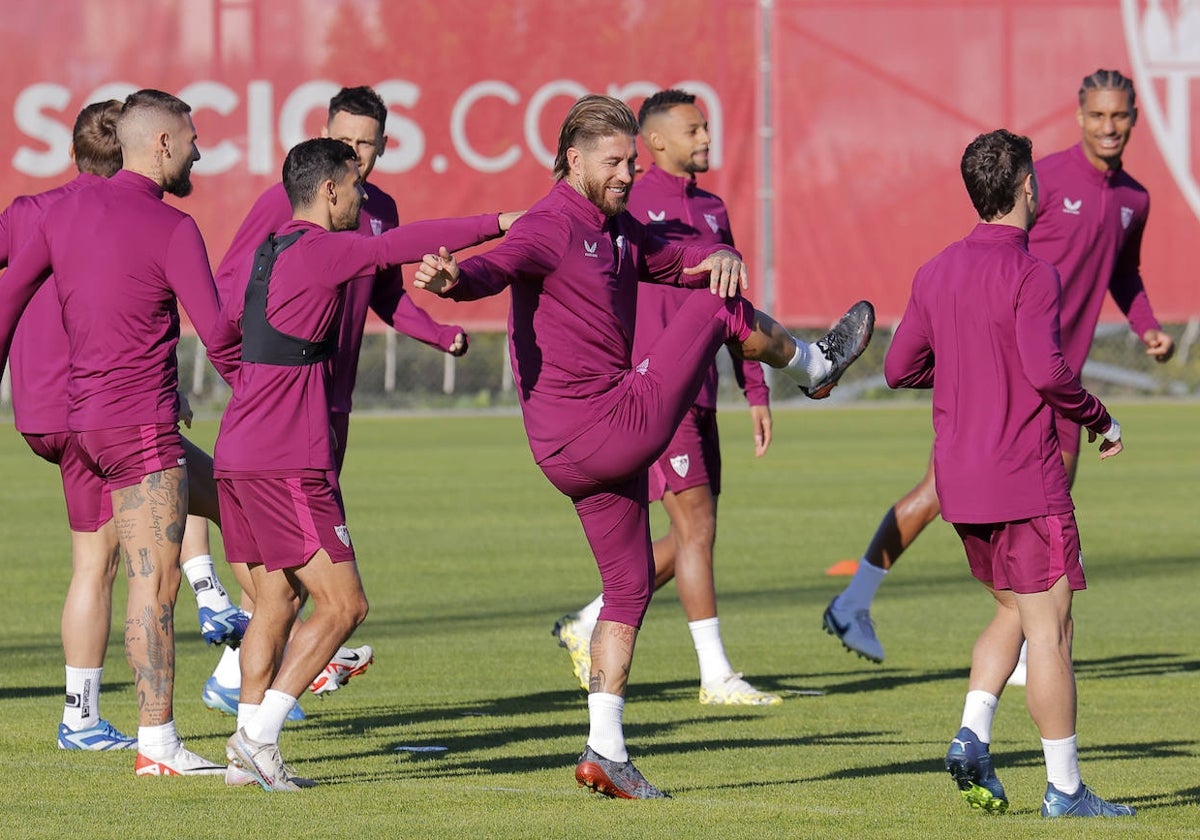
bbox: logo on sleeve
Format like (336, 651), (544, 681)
(669, 454), (690, 477)
(704, 213), (720, 233)
(583, 240), (599, 258)
(1120, 206), (1134, 229)
(370, 218), (383, 236)
(334, 524), (352, 548)
(1062, 197), (1082, 215)
(647, 209), (666, 223)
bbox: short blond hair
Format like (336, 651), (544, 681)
(552, 94), (638, 181)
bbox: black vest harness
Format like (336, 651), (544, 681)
(240, 230), (337, 366)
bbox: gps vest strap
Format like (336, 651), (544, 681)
(240, 230), (336, 366)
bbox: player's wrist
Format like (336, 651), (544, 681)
(1101, 418), (1121, 443)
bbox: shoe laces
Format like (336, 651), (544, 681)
(818, 322), (853, 363)
(852, 609), (878, 637)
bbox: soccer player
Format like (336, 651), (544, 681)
(215, 138), (512, 791)
(552, 90), (779, 706)
(0, 100), (133, 750)
(0, 89), (235, 776)
(413, 94), (874, 799)
(824, 69), (1175, 665)
(887, 128), (1134, 818)
(202, 86), (514, 711)
(1, 102), (259, 746)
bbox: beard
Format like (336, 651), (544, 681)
(581, 174), (627, 217)
(163, 170), (193, 198)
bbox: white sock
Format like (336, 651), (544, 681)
(960, 690), (999, 744)
(690, 618), (735, 686)
(63, 666), (103, 729)
(237, 702), (260, 731)
(577, 595), (604, 627)
(212, 645), (242, 687)
(836, 560), (888, 612)
(243, 689), (295, 745)
(138, 720), (180, 759)
(586, 692), (627, 763)
(779, 339), (831, 387)
(1042, 734), (1081, 795)
(182, 554), (233, 612)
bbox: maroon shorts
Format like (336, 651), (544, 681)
(954, 513), (1086, 595)
(23, 432), (112, 531)
(648, 406), (721, 501)
(74, 424), (186, 490)
(218, 474), (356, 572)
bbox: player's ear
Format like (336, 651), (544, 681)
(1130, 106), (1138, 127)
(566, 146), (583, 175)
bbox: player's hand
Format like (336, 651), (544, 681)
(448, 330), (469, 357)
(1097, 437), (1123, 459)
(413, 247), (460, 295)
(178, 391), (193, 428)
(683, 249), (747, 298)
(749, 404), (772, 457)
(1088, 422), (1123, 460)
(1142, 328), (1175, 363)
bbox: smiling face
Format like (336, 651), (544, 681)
(162, 112), (200, 197)
(1077, 87), (1136, 171)
(568, 132), (637, 216)
(328, 159), (366, 232)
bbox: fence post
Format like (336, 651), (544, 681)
(384, 330), (396, 393)
(192, 336), (206, 394)
(442, 352), (455, 395)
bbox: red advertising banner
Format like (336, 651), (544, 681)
(1, 0), (1196, 330)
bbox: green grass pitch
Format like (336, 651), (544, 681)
(0, 401), (1196, 838)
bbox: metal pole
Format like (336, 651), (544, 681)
(758, 0), (775, 318)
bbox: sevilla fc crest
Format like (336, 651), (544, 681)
(1122, 1), (1200, 224)
(670, 454), (690, 477)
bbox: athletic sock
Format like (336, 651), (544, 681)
(960, 690), (999, 745)
(1042, 734), (1081, 795)
(237, 703), (260, 731)
(137, 720), (181, 759)
(211, 645), (242, 688)
(689, 617), (735, 686)
(63, 666), (103, 729)
(836, 559), (888, 612)
(182, 554), (233, 612)
(243, 689), (295, 745)
(586, 692), (628, 763)
(576, 595), (603, 627)
(779, 339), (832, 388)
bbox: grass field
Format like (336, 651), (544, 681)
(0, 402), (1197, 839)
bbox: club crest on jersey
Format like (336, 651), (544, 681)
(704, 213), (720, 233)
(1122, 0), (1200, 225)
(647, 209), (666, 223)
(1062, 197), (1082, 215)
(583, 240), (599, 258)
(670, 454), (690, 477)
(635, 357), (650, 375)
(370, 218), (383, 236)
(1120, 205), (1134, 229)
(334, 524), (352, 547)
